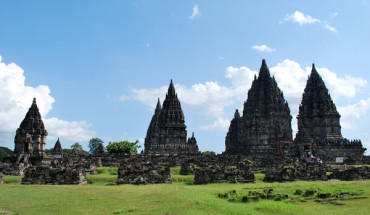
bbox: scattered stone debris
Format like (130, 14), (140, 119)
(217, 188), (366, 206)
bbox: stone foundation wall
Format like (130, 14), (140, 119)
(329, 166), (370, 181)
(21, 165), (87, 185)
(264, 163), (328, 182)
(193, 163), (254, 185)
(117, 155), (171, 185)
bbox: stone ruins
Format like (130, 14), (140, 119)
(0, 60), (368, 185)
(225, 60), (293, 159)
(144, 80), (199, 155)
(225, 60), (366, 164)
(117, 155), (172, 185)
(14, 98), (48, 156)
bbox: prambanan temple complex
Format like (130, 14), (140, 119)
(0, 60), (368, 185)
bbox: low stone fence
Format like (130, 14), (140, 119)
(21, 165), (87, 185)
(264, 163), (328, 182)
(329, 166), (370, 181)
(117, 155), (171, 185)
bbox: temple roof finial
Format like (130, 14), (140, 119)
(168, 79), (176, 96)
(259, 59), (270, 79)
(234, 109), (240, 118)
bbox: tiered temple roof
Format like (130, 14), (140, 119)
(296, 64), (342, 140)
(14, 98), (48, 155)
(226, 60), (293, 157)
(145, 80), (199, 154)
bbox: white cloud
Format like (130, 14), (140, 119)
(0, 56), (54, 132)
(284, 11), (320, 25)
(338, 98), (370, 129)
(44, 118), (95, 142)
(122, 59), (368, 132)
(252, 45), (276, 53)
(0, 56), (94, 144)
(282, 11), (337, 32)
(189, 4), (201, 20)
(146, 42), (151, 49)
(200, 117), (230, 131)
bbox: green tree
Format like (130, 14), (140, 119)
(70, 142), (83, 151)
(106, 140), (140, 154)
(0, 146), (13, 161)
(202, 151), (216, 156)
(88, 138), (104, 154)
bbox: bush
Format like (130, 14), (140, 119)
(106, 141), (140, 154)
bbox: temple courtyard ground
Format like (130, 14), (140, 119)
(0, 167), (369, 215)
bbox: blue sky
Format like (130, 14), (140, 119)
(0, 1), (369, 154)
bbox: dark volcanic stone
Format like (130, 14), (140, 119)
(144, 80), (199, 155)
(225, 60), (293, 158)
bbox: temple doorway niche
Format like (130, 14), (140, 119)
(24, 143), (29, 153)
(304, 145), (310, 152)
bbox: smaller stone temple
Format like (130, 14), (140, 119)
(294, 64), (366, 163)
(144, 80), (199, 154)
(14, 98), (48, 156)
(51, 138), (63, 158)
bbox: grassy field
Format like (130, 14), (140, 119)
(0, 167), (369, 215)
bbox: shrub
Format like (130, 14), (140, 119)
(106, 140), (140, 154)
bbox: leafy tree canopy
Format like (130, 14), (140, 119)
(88, 138), (104, 154)
(70, 142), (84, 151)
(0, 146), (13, 161)
(106, 140), (140, 154)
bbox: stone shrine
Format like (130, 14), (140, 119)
(294, 64), (366, 163)
(51, 138), (63, 158)
(145, 80), (199, 154)
(14, 98), (48, 156)
(225, 60), (293, 158)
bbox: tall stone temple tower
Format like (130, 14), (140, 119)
(296, 64), (342, 140)
(225, 60), (293, 158)
(14, 98), (48, 155)
(294, 64), (365, 162)
(145, 80), (199, 154)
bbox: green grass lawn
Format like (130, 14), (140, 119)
(0, 167), (369, 215)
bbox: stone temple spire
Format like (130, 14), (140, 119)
(159, 80), (185, 128)
(226, 60), (293, 157)
(14, 98), (48, 155)
(225, 109), (244, 154)
(296, 63), (342, 140)
(144, 98), (162, 153)
(52, 138), (63, 156)
(145, 80), (199, 154)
